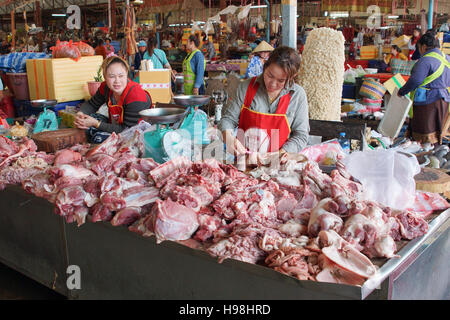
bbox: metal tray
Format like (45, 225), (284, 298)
(173, 95), (211, 107)
(139, 107), (188, 124)
(30, 99), (58, 109)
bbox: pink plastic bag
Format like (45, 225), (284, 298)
(300, 139), (346, 163)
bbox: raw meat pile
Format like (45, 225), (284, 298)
(0, 133), (449, 287)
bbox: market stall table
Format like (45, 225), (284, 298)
(0, 185), (448, 300)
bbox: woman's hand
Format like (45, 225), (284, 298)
(192, 87), (199, 95)
(74, 112), (99, 130)
(223, 130), (247, 156)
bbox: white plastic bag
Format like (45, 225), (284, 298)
(343, 149), (420, 210)
(238, 4), (252, 20)
(344, 65), (358, 84)
(355, 65), (367, 77)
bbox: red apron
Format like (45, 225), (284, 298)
(107, 81), (153, 124)
(238, 77), (291, 152)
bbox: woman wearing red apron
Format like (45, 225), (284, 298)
(75, 56), (152, 143)
(219, 46), (309, 165)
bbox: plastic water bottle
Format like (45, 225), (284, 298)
(338, 132), (350, 154)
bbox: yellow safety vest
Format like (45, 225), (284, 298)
(409, 51), (450, 117)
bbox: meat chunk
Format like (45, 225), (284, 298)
(54, 149), (82, 166)
(150, 198), (199, 244)
(111, 207), (143, 226)
(308, 198), (343, 237)
(392, 210), (429, 240)
(101, 186), (160, 211)
(149, 157), (192, 187)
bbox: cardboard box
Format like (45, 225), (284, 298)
(383, 73), (406, 95)
(360, 46), (378, 60)
(392, 35), (411, 47)
(26, 56), (103, 102)
(139, 69), (171, 104)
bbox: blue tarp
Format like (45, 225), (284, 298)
(0, 52), (48, 73)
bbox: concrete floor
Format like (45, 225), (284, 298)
(0, 263), (65, 300)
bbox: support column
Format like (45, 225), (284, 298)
(11, 10), (15, 49)
(427, 0), (434, 30)
(111, 0), (117, 39)
(35, 1), (43, 52)
(281, 0), (296, 48)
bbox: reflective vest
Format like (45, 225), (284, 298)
(182, 49), (205, 95)
(409, 51), (450, 117)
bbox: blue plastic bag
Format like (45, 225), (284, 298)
(180, 108), (210, 145)
(33, 109), (58, 134)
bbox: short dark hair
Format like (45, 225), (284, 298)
(188, 35), (200, 47)
(263, 46), (301, 87)
(418, 31), (440, 49)
(391, 45), (401, 52)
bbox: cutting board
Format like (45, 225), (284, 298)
(415, 167), (450, 193)
(377, 88), (412, 138)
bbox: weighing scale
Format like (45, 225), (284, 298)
(139, 95), (211, 164)
(172, 94), (211, 145)
(30, 99), (59, 134)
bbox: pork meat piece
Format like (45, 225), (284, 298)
(54, 185), (89, 226)
(392, 210), (429, 240)
(22, 172), (56, 201)
(54, 149), (82, 166)
(302, 162), (332, 197)
(128, 213), (155, 237)
(316, 254), (366, 286)
(0, 143), (29, 169)
(0, 136), (19, 156)
(50, 164), (96, 181)
(265, 247), (318, 281)
(308, 198), (343, 237)
(86, 132), (120, 157)
(277, 219), (307, 238)
(0, 167), (42, 189)
(117, 130), (144, 157)
(192, 158), (226, 183)
(169, 185), (203, 212)
(193, 214), (224, 242)
(150, 198), (199, 244)
(246, 189), (278, 224)
(101, 186), (160, 211)
(87, 153), (116, 176)
(149, 157), (193, 187)
(112, 151), (137, 175)
(318, 230), (377, 279)
(295, 184), (318, 210)
(111, 207), (143, 226)
(206, 234), (266, 264)
(91, 203), (113, 222)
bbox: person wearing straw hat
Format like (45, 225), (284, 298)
(245, 40), (274, 79)
(220, 46), (309, 162)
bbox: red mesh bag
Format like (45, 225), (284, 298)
(50, 40), (81, 61)
(75, 41), (95, 56)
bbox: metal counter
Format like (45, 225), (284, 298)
(0, 185), (448, 299)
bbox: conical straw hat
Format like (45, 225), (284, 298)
(252, 40), (274, 53)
